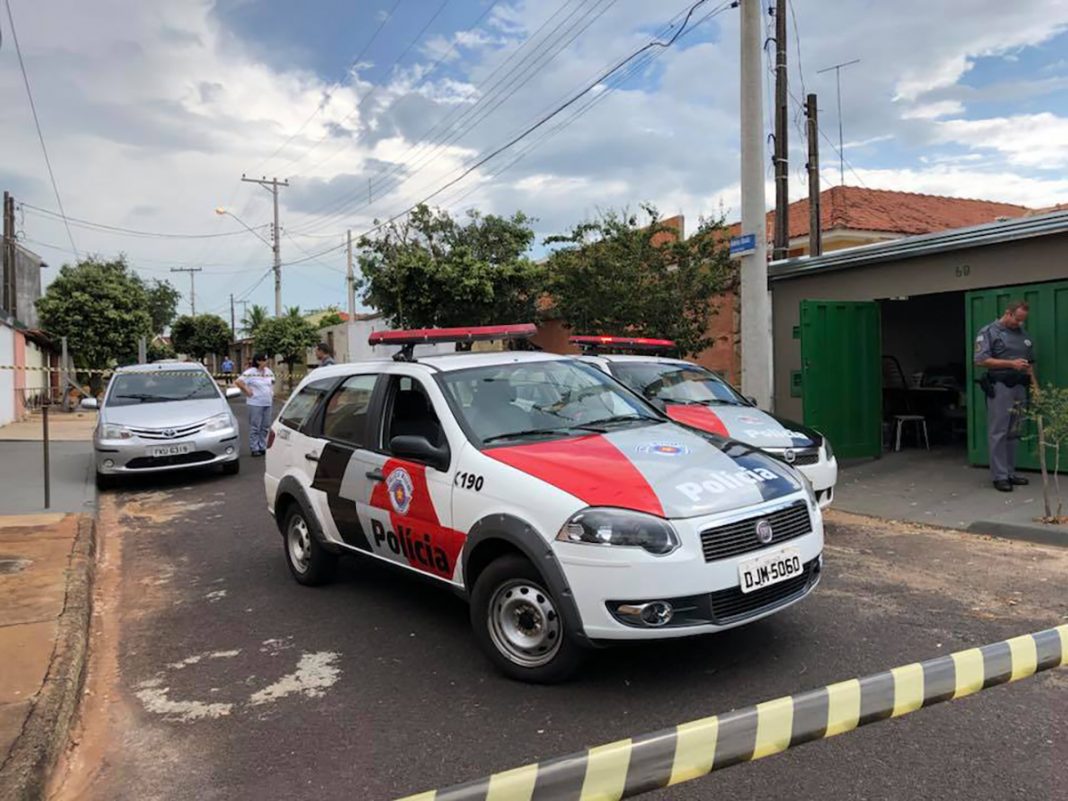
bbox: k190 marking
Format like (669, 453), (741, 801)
(454, 472), (484, 492)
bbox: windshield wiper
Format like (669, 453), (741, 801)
(115, 393), (164, 403)
(575, 414), (655, 430)
(483, 427), (579, 444)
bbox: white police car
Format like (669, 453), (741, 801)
(575, 336), (838, 508)
(264, 325), (824, 682)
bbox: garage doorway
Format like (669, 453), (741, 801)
(879, 290), (967, 455)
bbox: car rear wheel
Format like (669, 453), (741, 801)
(283, 506), (337, 586)
(470, 555), (585, 683)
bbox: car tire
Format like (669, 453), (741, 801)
(221, 458), (240, 476)
(95, 472), (117, 491)
(283, 505), (337, 586)
(470, 554), (586, 684)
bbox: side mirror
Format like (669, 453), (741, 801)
(389, 435), (450, 472)
(225, 387), (242, 399)
(80, 397), (99, 410)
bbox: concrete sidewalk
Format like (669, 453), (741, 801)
(835, 447), (1067, 546)
(0, 410), (96, 442)
(0, 514), (94, 801)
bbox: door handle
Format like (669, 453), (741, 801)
(304, 452), (320, 462)
(366, 468), (385, 482)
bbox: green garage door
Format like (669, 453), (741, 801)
(966, 280), (1068, 470)
(799, 300), (882, 459)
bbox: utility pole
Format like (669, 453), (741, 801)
(2, 192), (15, 317)
(739, 0), (773, 409)
(241, 175), (289, 316)
(805, 93), (823, 257)
(772, 0), (789, 261)
(816, 58), (860, 187)
(346, 229), (356, 319)
(229, 294), (236, 337)
(170, 267), (202, 316)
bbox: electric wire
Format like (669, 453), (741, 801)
(4, 0), (78, 258)
(21, 203), (271, 240)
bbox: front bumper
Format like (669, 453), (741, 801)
(556, 493), (824, 641)
(94, 429), (240, 474)
(798, 456), (837, 508)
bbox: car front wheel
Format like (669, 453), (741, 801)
(283, 506), (337, 586)
(470, 554), (586, 683)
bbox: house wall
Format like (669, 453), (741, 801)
(0, 323), (15, 426)
(771, 231), (1068, 420)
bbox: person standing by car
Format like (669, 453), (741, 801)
(220, 355), (235, 385)
(315, 342), (336, 367)
(974, 300), (1035, 492)
(235, 354), (275, 457)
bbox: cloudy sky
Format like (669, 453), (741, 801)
(3, 0), (1068, 319)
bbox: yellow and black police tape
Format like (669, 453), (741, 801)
(0, 364), (244, 379)
(396, 625), (1067, 801)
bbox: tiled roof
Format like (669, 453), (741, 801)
(730, 186), (1033, 239)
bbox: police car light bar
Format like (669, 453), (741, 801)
(569, 335), (677, 353)
(370, 323), (537, 360)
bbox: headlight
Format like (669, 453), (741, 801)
(100, 423), (132, 439)
(822, 436), (834, 461)
(556, 508), (680, 556)
(204, 412), (235, 432)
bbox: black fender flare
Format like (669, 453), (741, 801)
(273, 476), (342, 555)
(462, 514), (592, 647)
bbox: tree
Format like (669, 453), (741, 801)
(170, 315), (232, 360)
(36, 257), (153, 379)
(1029, 384), (1068, 523)
(544, 206), (734, 357)
(254, 315), (319, 389)
(285, 305), (304, 319)
(144, 279), (182, 335)
(240, 304), (269, 337)
(147, 339), (176, 362)
(358, 204), (543, 329)
(318, 309), (344, 329)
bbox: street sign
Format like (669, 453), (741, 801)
(730, 233), (756, 257)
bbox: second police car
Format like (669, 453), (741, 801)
(574, 336), (839, 508)
(264, 325), (824, 682)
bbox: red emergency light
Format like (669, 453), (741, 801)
(369, 323), (537, 360)
(569, 335), (677, 354)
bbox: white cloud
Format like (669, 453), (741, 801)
(934, 113), (1068, 169)
(901, 100), (965, 120)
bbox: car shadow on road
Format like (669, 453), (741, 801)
(324, 547), (803, 693)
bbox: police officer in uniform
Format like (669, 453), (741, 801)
(973, 300), (1034, 492)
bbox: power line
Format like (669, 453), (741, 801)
(20, 203), (271, 240)
(788, 0), (806, 96)
(4, 0), (78, 258)
(249, 0), (407, 174)
(289, 0), (608, 233)
(273, 0), (456, 177)
(346, 0), (733, 246)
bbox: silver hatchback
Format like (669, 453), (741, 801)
(83, 363), (242, 489)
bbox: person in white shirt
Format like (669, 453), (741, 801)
(235, 354), (275, 456)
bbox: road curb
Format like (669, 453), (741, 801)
(966, 519), (1068, 548)
(0, 514), (96, 801)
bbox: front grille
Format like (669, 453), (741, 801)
(128, 422), (205, 440)
(700, 500), (812, 562)
(125, 451), (215, 469)
(767, 447), (820, 466)
(708, 559), (817, 624)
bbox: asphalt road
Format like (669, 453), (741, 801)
(53, 403), (1068, 801)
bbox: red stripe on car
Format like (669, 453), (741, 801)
(369, 459), (466, 580)
(486, 435), (665, 516)
(665, 404), (729, 437)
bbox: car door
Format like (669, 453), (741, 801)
(306, 373), (381, 551)
(354, 372), (465, 582)
(273, 378), (334, 468)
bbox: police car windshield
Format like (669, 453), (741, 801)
(611, 362), (746, 406)
(440, 360), (659, 445)
(107, 371), (219, 406)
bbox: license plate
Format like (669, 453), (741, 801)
(738, 547), (803, 594)
(149, 443), (193, 458)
